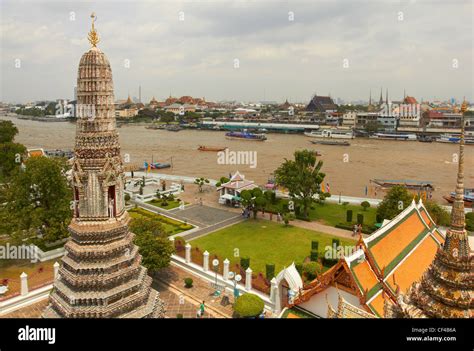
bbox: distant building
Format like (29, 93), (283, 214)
(164, 103), (196, 115)
(355, 112), (379, 129)
(342, 111), (357, 128)
(306, 95), (338, 113)
(217, 171), (258, 206)
(115, 95), (138, 118)
(148, 96), (159, 109)
(422, 110), (462, 129)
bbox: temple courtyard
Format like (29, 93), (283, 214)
(190, 219), (357, 274)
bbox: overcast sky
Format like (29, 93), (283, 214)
(1, 0), (473, 104)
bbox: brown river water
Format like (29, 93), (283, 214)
(2, 115), (473, 203)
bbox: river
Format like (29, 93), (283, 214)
(2, 115), (473, 203)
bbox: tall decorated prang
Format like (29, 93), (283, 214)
(386, 100), (473, 318)
(43, 13), (164, 318)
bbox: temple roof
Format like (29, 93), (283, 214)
(218, 171), (258, 192)
(292, 199), (443, 318)
(389, 112), (474, 318)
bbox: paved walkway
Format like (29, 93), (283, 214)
(256, 212), (368, 240)
(136, 201), (243, 240)
(154, 265), (234, 318)
(153, 281), (220, 318)
(1, 299), (48, 318)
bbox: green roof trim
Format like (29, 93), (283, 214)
(368, 209), (430, 275)
(368, 301), (383, 318)
(349, 260), (380, 299)
(383, 227), (430, 276)
(366, 208), (418, 249)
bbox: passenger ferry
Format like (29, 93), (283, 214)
(225, 131), (267, 141)
(369, 132), (417, 141)
(304, 129), (354, 139)
(436, 133), (474, 145)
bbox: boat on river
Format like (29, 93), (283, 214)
(369, 132), (417, 141)
(225, 131), (267, 141)
(310, 140), (350, 146)
(304, 129), (354, 139)
(197, 145), (228, 152)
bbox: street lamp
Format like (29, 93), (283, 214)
(228, 272), (241, 301)
(212, 259), (219, 296)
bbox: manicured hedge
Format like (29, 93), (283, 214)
(346, 210), (353, 222)
(266, 264), (275, 280)
(233, 293), (264, 318)
(240, 257), (250, 270)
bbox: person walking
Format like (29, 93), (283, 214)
(199, 301), (205, 318)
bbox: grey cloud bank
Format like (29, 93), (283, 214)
(1, 0), (472, 103)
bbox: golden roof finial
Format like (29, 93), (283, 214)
(460, 97), (468, 114)
(88, 12), (100, 47)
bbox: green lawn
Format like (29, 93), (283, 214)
(128, 207), (193, 235)
(266, 199), (377, 232)
(147, 199), (187, 210)
(190, 219), (356, 275)
(307, 202), (377, 227)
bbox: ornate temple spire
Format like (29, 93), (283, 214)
(443, 103), (470, 258)
(385, 98), (473, 319)
(43, 13), (163, 318)
(379, 87), (383, 105)
(88, 12), (100, 47)
(385, 88), (388, 104)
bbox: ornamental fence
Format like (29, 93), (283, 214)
(0, 263), (56, 302)
(173, 239), (271, 295)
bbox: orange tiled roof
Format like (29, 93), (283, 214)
(294, 200), (442, 318)
(351, 259), (379, 294)
(286, 312), (300, 319)
(367, 292), (386, 317)
(367, 208), (428, 273)
(431, 229), (445, 245)
(419, 208), (432, 227)
(385, 235), (439, 294)
(28, 149), (45, 158)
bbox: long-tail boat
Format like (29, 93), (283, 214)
(197, 146), (228, 152)
(443, 188), (474, 207)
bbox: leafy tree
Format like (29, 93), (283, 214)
(361, 201), (371, 211)
(264, 190), (276, 204)
(194, 177), (209, 192)
(376, 186), (413, 221)
(239, 189), (266, 218)
(302, 261), (321, 281)
(466, 213), (474, 232)
(254, 195), (266, 209)
(240, 189), (253, 208)
(0, 120), (19, 143)
(0, 121), (26, 181)
(423, 200), (450, 226)
(134, 231), (175, 274)
(274, 149), (325, 218)
(130, 216), (165, 236)
(1, 156), (72, 243)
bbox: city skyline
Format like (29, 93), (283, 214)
(1, 0), (473, 104)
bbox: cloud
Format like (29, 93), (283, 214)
(0, 0), (472, 103)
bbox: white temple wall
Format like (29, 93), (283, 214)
(298, 286), (364, 318)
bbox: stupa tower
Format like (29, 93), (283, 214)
(387, 100), (473, 318)
(43, 13), (164, 318)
